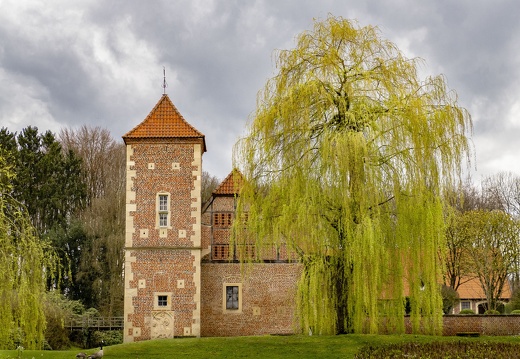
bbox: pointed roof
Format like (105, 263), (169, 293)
(213, 169), (245, 195)
(123, 94), (206, 151)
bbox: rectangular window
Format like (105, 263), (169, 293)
(158, 194), (169, 228)
(213, 213), (233, 227)
(159, 213), (168, 227)
(226, 286), (239, 310)
(158, 295), (168, 307)
(461, 301), (471, 310)
(159, 195), (168, 211)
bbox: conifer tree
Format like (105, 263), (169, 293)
(233, 16), (471, 335)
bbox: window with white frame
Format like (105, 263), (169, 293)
(461, 301), (471, 311)
(156, 193), (171, 228)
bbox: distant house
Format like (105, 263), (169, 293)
(451, 277), (512, 314)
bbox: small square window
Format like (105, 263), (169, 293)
(158, 295), (168, 307)
(461, 301), (471, 310)
(154, 292), (172, 310)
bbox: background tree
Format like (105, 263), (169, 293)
(443, 181), (484, 293)
(0, 150), (58, 349)
(461, 209), (519, 312)
(234, 16), (471, 335)
(60, 126), (125, 316)
(444, 207), (474, 291)
(201, 170), (221, 205)
(440, 284), (460, 314)
(481, 172), (520, 216)
(12, 127), (86, 235)
(0, 126), (86, 292)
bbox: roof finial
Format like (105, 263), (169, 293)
(162, 66), (168, 95)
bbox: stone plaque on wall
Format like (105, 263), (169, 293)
(151, 311), (174, 339)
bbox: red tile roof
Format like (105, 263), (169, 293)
(123, 94), (206, 151)
(213, 169), (245, 195)
(456, 276), (512, 300)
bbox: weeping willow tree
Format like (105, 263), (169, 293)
(0, 150), (58, 349)
(233, 16), (471, 335)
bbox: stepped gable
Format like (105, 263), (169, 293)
(213, 169), (245, 195)
(123, 94), (206, 152)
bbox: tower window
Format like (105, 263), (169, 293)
(157, 295), (168, 307)
(153, 292), (172, 310)
(156, 193), (171, 228)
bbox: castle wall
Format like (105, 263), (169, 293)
(200, 262), (302, 336)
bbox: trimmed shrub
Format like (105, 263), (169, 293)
(459, 309), (475, 314)
(484, 309), (500, 315)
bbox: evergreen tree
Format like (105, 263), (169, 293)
(9, 126), (86, 235)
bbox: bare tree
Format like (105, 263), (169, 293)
(60, 126), (125, 205)
(481, 172), (520, 217)
(59, 126), (125, 316)
(201, 170), (220, 205)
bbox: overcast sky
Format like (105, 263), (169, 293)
(1, 0), (519, 181)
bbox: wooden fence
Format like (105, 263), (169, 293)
(66, 316), (124, 331)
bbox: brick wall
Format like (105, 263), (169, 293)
(200, 262), (302, 336)
(441, 315), (520, 336)
(124, 140), (203, 342)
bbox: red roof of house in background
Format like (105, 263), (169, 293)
(456, 276), (512, 300)
(123, 94), (206, 151)
(213, 169), (245, 195)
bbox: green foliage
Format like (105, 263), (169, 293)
(484, 309), (501, 315)
(510, 310), (520, 315)
(508, 288), (520, 311)
(459, 309), (475, 314)
(457, 210), (519, 312)
(0, 126), (86, 294)
(6, 126), (87, 235)
(0, 152), (59, 349)
(234, 16), (471, 335)
(59, 126), (125, 316)
(42, 291), (87, 350)
(90, 330), (122, 347)
(440, 285), (460, 314)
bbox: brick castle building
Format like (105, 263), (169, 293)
(122, 94), (300, 341)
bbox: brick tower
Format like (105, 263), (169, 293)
(122, 94), (206, 342)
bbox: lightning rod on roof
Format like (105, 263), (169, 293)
(162, 66), (168, 94)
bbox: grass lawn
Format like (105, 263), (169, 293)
(2, 335), (520, 359)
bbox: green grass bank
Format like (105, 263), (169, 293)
(3, 334), (520, 359)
